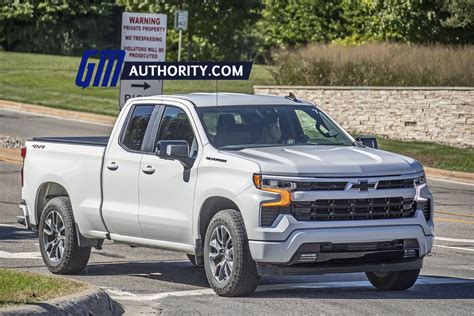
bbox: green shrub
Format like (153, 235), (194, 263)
(273, 43), (474, 86)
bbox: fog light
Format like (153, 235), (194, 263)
(404, 249), (418, 258)
(298, 253), (318, 263)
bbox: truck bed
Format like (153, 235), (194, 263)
(32, 136), (109, 147)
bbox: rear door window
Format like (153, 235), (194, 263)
(122, 105), (155, 151)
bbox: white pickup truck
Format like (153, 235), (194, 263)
(20, 93), (434, 296)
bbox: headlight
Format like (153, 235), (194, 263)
(414, 175), (426, 186)
(253, 174), (296, 207)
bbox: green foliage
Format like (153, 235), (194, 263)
(259, 0), (474, 50)
(0, 0), (118, 55)
(1, 0), (473, 60)
(273, 43), (474, 86)
(259, 0), (345, 47)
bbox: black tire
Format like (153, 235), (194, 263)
(204, 209), (259, 297)
(38, 197), (91, 274)
(186, 254), (203, 267)
(366, 269), (420, 290)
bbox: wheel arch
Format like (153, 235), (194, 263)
(197, 196), (241, 252)
(35, 182), (70, 225)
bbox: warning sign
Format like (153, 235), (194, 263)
(120, 12), (167, 108)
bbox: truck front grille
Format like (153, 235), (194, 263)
(260, 197), (416, 226)
(291, 197), (416, 221)
(296, 179), (415, 191)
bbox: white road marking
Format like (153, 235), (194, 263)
(103, 276), (474, 301)
(435, 237), (474, 244)
(433, 245), (474, 252)
(103, 287), (215, 301)
(0, 250), (42, 259)
(427, 177), (474, 187)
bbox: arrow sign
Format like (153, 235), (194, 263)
(131, 82), (151, 90)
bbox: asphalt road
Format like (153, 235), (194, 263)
(0, 109), (473, 315)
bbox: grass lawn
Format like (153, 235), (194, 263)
(378, 138), (474, 173)
(0, 51), (276, 116)
(0, 268), (85, 307)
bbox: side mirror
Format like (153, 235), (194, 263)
(355, 136), (378, 149)
(157, 140), (189, 158)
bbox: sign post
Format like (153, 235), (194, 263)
(120, 12), (167, 109)
(174, 10), (188, 62)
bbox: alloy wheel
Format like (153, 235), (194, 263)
(208, 225), (234, 283)
(42, 211), (66, 263)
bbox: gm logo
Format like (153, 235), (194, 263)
(75, 50), (125, 89)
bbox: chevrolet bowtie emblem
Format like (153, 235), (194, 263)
(352, 180), (376, 191)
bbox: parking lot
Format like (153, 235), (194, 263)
(0, 108), (473, 315)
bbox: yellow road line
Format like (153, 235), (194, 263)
(435, 217), (474, 225)
(435, 210), (474, 218)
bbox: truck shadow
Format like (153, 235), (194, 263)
(84, 260), (210, 288)
(83, 261), (474, 300)
(0, 225), (37, 240)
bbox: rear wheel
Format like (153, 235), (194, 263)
(366, 269), (420, 290)
(38, 197), (91, 274)
(204, 209), (259, 297)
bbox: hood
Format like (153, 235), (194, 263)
(226, 145), (423, 177)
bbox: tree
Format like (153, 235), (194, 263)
(259, 0), (345, 47)
(0, 0), (118, 55)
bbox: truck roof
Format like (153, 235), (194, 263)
(133, 93), (313, 107)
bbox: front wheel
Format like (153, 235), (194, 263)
(38, 197), (91, 274)
(366, 269), (420, 290)
(204, 209), (259, 297)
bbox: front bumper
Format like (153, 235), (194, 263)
(257, 258), (423, 276)
(249, 223), (433, 264)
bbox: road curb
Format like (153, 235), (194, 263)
(0, 283), (123, 316)
(425, 166), (474, 184)
(0, 100), (116, 125)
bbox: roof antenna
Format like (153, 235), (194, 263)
(285, 92), (299, 102)
(216, 79), (221, 149)
(216, 80), (219, 106)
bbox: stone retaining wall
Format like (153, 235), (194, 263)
(253, 86), (473, 147)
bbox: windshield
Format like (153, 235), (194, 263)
(197, 105), (354, 150)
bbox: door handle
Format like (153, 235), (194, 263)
(142, 165), (155, 175)
(106, 162), (119, 171)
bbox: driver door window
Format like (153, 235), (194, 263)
(155, 107), (197, 157)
